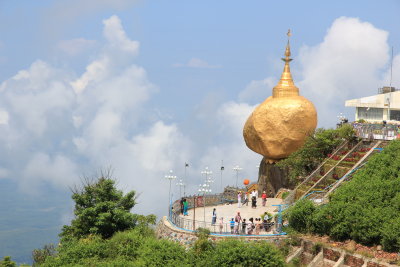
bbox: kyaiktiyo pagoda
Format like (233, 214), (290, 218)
(243, 30), (317, 194)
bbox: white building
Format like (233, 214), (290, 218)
(345, 86), (400, 123)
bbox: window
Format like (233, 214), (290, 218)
(357, 107), (383, 121)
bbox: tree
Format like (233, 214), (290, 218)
(60, 170), (138, 240)
(277, 128), (343, 184)
(0, 256), (16, 267)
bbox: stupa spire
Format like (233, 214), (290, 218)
(273, 29), (299, 98)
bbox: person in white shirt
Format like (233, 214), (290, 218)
(251, 189), (258, 208)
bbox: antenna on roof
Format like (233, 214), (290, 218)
(390, 46), (394, 88)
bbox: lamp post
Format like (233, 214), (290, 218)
(220, 160), (224, 194)
(184, 162), (189, 196)
(165, 170), (177, 219)
(176, 179), (185, 198)
(198, 184), (211, 224)
(233, 165), (242, 188)
(201, 167), (212, 183)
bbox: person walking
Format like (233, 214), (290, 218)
(234, 219), (239, 234)
(237, 191), (242, 208)
(180, 198), (184, 214)
(230, 218), (235, 234)
(251, 189), (258, 208)
(241, 218), (247, 235)
(183, 198), (188, 216)
(235, 211), (242, 224)
(261, 191), (267, 207)
(243, 192), (249, 206)
(212, 208), (217, 225)
(247, 217), (255, 235)
(255, 218), (261, 235)
(219, 217), (224, 234)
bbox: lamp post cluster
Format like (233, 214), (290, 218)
(198, 166), (214, 223)
(233, 165), (242, 188)
(164, 163), (250, 219)
(165, 170), (177, 219)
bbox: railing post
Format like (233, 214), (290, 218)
(193, 195), (196, 231)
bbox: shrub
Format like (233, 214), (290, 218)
(196, 239), (285, 267)
(382, 217), (400, 252)
(286, 199), (315, 233)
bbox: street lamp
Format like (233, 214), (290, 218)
(233, 165), (242, 188)
(198, 183), (212, 224)
(176, 179), (185, 198)
(201, 167), (212, 181)
(220, 160), (224, 194)
(165, 170), (177, 219)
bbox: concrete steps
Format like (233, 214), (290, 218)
(285, 240), (398, 267)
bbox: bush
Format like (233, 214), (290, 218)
(60, 170), (138, 240)
(195, 239), (285, 267)
(0, 256), (16, 267)
(382, 217), (400, 252)
(286, 199), (315, 233)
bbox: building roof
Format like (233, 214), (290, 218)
(345, 90), (400, 109)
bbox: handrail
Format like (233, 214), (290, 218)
(300, 140), (364, 198)
(323, 140), (381, 199)
(283, 140), (348, 204)
(303, 140), (382, 203)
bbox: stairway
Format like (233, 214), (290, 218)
(283, 141), (348, 204)
(285, 140), (384, 204)
(303, 140), (384, 203)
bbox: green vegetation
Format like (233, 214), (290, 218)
(0, 256), (17, 267)
(277, 124), (357, 185)
(36, 226), (285, 266)
(60, 170), (141, 240)
(286, 140), (400, 252)
(34, 173), (286, 266)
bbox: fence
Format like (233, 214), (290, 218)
(353, 123), (399, 140)
(168, 202), (289, 236)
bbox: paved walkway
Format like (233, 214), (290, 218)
(182, 197), (283, 223)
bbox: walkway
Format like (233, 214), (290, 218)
(181, 197), (283, 223)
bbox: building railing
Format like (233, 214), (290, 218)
(353, 123), (398, 140)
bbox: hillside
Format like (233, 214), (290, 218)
(286, 140), (400, 252)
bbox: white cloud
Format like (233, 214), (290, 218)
(103, 15), (139, 55)
(57, 38), (96, 56)
(174, 57), (222, 69)
(0, 110), (9, 125)
(297, 17), (389, 126)
(238, 77), (276, 103)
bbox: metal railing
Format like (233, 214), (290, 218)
(168, 204), (289, 236)
(353, 123), (398, 140)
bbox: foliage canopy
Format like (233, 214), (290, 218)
(277, 125), (356, 184)
(60, 171), (138, 240)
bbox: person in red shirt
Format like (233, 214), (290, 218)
(261, 191), (267, 207)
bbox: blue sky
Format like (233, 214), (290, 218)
(0, 0), (399, 223)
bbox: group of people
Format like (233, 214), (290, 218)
(237, 189), (268, 208)
(212, 210), (274, 235)
(226, 212), (273, 235)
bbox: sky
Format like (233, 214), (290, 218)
(0, 0), (399, 223)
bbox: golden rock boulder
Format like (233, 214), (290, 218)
(243, 36), (317, 162)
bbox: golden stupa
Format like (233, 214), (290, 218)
(243, 30), (317, 163)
